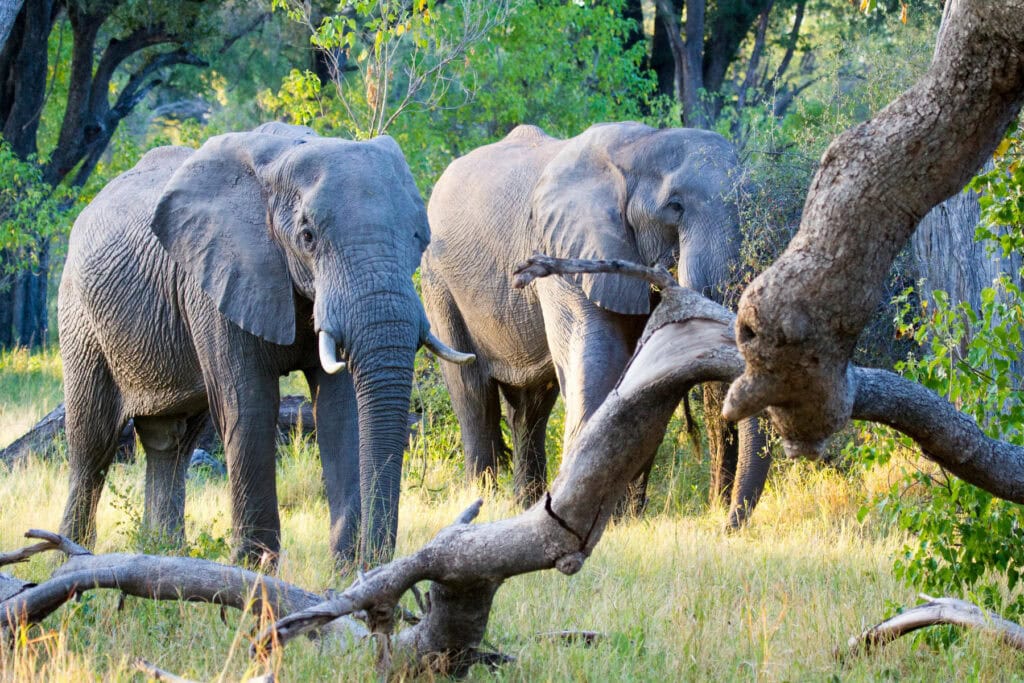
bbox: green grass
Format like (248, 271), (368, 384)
(2, 351), (1023, 680)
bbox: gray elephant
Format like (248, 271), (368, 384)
(57, 122), (472, 565)
(422, 122), (769, 525)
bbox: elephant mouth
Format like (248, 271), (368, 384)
(318, 330), (347, 374)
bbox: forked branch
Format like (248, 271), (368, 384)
(255, 256), (1024, 674)
(0, 530), (366, 642)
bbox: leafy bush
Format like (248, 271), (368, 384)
(0, 141), (76, 283)
(854, 121), (1024, 622)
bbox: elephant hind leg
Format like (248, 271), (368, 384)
(134, 412), (208, 549)
(59, 357), (125, 548)
(500, 382), (559, 507)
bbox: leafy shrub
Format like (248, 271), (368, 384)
(855, 121), (1024, 622)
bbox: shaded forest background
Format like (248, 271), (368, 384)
(2, 0), (961, 354)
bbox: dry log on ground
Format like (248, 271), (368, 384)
(0, 404), (136, 467)
(1, 397), (423, 469)
(0, 529), (367, 643)
(846, 595), (1024, 655)
(0, 397), (317, 468)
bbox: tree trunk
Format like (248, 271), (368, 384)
(11, 237), (48, 347)
(0, 0), (24, 55)
(650, 0), (682, 101)
(911, 168), (1024, 381)
(724, 0), (1024, 458)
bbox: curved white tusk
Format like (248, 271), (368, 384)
(423, 331), (476, 365)
(318, 330), (347, 374)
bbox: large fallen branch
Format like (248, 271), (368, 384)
(244, 255), (1024, 675)
(0, 529), (367, 642)
(0, 397), (318, 468)
(847, 595), (1024, 655)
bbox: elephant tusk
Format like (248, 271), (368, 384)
(318, 330), (347, 374)
(423, 331), (476, 365)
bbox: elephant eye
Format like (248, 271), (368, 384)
(665, 200), (685, 215)
(299, 227), (316, 251)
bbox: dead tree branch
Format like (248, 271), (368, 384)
(0, 530), (367, 642)
(846, 595), (1024, 655)
(248, 256), (1024, 674)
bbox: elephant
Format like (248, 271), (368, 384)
(421, 122), (769, 525)
(57, 122), (472, 565)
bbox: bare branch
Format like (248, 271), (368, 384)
(512, 254), (678, 292)
(0, 529), (90, 567)
(846, 595), (1024, 655)
(0, 543), (367, 641)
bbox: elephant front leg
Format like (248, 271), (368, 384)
(306, 368), (361, 565)
(205, 371), (282, 566)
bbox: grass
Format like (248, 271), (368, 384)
(2, 352), (1024, 680)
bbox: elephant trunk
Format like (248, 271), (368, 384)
(316, 278), (420, 565)
(348, 311), (418, 564)
(727, 415), (771, 529)
(677, 210), (741, 305)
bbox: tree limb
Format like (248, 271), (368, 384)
(0, 530), (367, 641)
(725, 0), (1024, 459)
(846, 595), (1024, 655)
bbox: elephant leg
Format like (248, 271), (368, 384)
(704, 381), (739, 506)
(201, 357), (281, 566)
(305, 368), (361, 565)
(543, 285), (644, 472)
(134, 412), (207, 547)
(726, 415), (771, 529)
(500, 382), (559, 507)
(59, 353), (125, 547)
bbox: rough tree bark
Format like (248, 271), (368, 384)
(724, 0), (1024, 457)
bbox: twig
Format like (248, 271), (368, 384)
(845, 595), (1024, 656)
(512, 254), (678, 292)
(134, 659), (197, 682)
(535, 630), (607, 647)
(0, 529), (91, 567)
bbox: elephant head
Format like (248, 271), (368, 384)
(150, 122), (470, 561)
(532, 122), (743, 312)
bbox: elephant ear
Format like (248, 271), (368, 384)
(369, 135), (430, 273)
(532, 125), (651, 315)
(152, 131), (299, 345)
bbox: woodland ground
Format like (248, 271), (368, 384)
(2, 349), (1023, 681)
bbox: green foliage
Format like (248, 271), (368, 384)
(264, 0), (516, 141)
(971, 122), (1024, 256)
(855, 274), (1024, 623)
(0, 141), (76, 280)
(396, 0), (656, 187)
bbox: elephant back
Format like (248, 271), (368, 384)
(427, 126), (563, 265)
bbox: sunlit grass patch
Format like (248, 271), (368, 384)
(0, 347), (63, 448)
